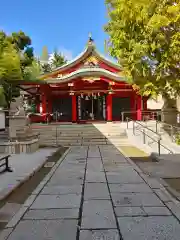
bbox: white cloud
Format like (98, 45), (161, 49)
(59, 47), (73, 61)
(49, 47), (73, 63)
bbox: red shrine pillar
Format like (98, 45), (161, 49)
(107, 94), (112, 121)
(72, 95), (77, 122)
(40, 85), (48, 114)
(137, 95), (142, 121)
(41, 94), (47, 114)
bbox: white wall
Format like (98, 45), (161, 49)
(147, 96), (164, 110)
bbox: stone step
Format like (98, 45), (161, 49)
(36, 132), (126, 136)
(32, 123), (128, 147)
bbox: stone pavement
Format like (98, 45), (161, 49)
(2, 145), (180, 239)
(0, 148), (56, 201)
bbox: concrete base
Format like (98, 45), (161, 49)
(0, 139), (39, 154)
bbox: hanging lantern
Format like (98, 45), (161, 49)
(108, 90), (114, 95)
(109, 81), (115, 86)
(69, 91), (75, 95)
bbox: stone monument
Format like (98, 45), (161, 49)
(0, 94), (39, 154)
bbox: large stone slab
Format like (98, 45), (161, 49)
(88, 148), (100, 158)
(109, 183), (152, 193)
(106, 171), (144, 184)
(84, 183), (110, 200)
(59, 167), (85, 173)
(85, 171), (106, 183)
(50, 173), (84, 180)
(111, 193), (164, 207)
(103, 156), (127, 163)
(81, 200), (116, 229)
(115, 206), (146, 217)
(118, 216), (180, 240)
(40, 185), (82, 195)
(86, 159), (103, 171)
(7, 220), (78, 240)
(30, 194), (81, 209)
(58, 164), (86, 170)
(79, 230), (120, 240)
(23, 209), (79, 220)
(104, 165), (133, 172)
(143, 206), (172, 216)
(115, 206), (172, 217)
(47, 177), (83, 186)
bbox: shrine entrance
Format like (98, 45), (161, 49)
(77, 94), (106, 121)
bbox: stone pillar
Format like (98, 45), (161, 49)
(107, 94), (112, 121)
(137, 95), (142, 121)
(72, 95), (77, 122)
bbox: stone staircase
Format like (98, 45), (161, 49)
(31, 123), (129, 147)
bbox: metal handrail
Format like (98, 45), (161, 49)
(126, 117), (173, 155)
(143, 119), (180, 142)
(121, 110), (161, 121)
(121, 110), (180, 122)
(126, 117), (160, 136)
(137, 127), (173, 155)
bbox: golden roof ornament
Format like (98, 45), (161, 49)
(88, 32), (94, 46)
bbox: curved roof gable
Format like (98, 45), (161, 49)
(46, 67), (126, 84)
(40, 38), (122, 79)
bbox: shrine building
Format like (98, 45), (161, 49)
(19, 37), (147, 123)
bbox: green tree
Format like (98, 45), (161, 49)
(0, 30), (34, 108)
(105, 0), (180, 122)
(41, 63), (51, 73)
(24, 58), (42, 80)
(8, 31), (34, 76)
(0, 35), (22, 108)
(51, 49), (67, 68)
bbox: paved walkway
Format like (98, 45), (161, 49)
(2, 145), (180, 239)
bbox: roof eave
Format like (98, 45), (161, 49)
(45, 69), (127, 84)
(39, 44), (122, 79)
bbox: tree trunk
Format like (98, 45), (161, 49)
(4, 89), (11, 128)
(5, 102), (10, 128)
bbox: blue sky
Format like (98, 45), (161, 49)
(1, 0), (109, 60)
